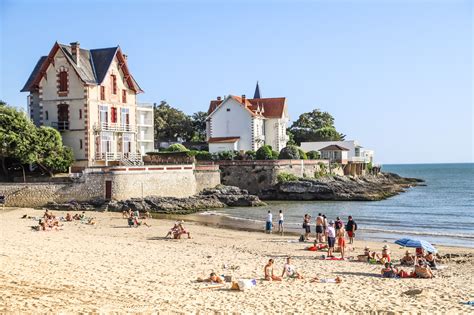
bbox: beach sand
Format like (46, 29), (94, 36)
(0, 208), (473, 313)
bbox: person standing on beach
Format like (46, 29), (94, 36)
(303, 214), (311, 240)
(315, 213), (324, 243)
(337, 227), (346, 259)
(265, 211), (273, 234)
(278, 210), (284, 235)
(346, 216), (357, 244)
(322, 215), (328, 243)
(326, 221), (336, 257)
(335, 216), (344, 233)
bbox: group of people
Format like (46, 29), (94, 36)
(264, 257), (343, 283)
(123, 208), (151, 228)
(265, 210), (285, 235)
(165, 221), (191, 239)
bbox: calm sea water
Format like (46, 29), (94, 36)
(190, 163), (474, 247)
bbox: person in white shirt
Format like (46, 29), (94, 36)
(278, 210), (284, 235)
(265, 211), (273, 234)
(281, 257), (303, 279)
(326, 221), (336, 257)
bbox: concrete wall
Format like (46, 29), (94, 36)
(0, 164), (220, 207)
(214, 160), (331, 195)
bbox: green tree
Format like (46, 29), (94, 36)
(288, 109), (345, 145)
(279, 145), (300, 159)
(154, 101), (193, 142)
(166, 143), (188, 152)
(34, 127), (74, 176)
(256, 145), (275, 160)
(0, 105), (37, 176)
(190, 111), (207, 142)
(307, 150), (320, 159)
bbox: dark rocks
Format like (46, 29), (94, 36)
(46, 185), (265, 214)
(260, 172), (424, 201)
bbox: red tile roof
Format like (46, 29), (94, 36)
(207, 95), (286, 118)
(320, 145), (350, 151)
(208, 137), (240, 143)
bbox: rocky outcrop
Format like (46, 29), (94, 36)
(260, 172), (424, 201)
(45, 185), (265, 214)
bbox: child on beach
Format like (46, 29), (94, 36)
(281, 257), (303, 279)
(264, 259), (282, 281)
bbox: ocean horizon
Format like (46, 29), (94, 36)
(186, 163), (474, 248)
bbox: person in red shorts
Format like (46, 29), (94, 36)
(345, 216), (357, 244)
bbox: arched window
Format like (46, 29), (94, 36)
(59, 71), (68, 92)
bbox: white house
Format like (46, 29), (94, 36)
(301, 140), (374, 163)
(206, 83), (289, 153)
(136, 103), (154, 155)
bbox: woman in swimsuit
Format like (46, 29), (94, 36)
(264, 259), (282, 281)
(337, 228), (346, 259)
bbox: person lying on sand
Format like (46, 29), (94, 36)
(400, 251), (415, 266)
(197, 272), (224, 284)
(264, 259), (282, 281)
(415, 261), (434, 278)
(281, 257), (303, 279)
(310, 276), (343, 283)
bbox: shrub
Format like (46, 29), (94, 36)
(298, 148), (308, 160)
(256, 145), (274, 160)
(218, 150), (236, 160)
(166, 143), (188, 152)
(195, 151), (212, 161)
(245, 150), (256, 160)
(279, 145), (300, 159)
(315, 162), (328, 178)
(271, 150), (279, 160)
(307, 150), (320, 160)
(277, 172), (299, 183)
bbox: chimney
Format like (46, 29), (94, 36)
(217, 96), (221, 101)
(241, 94), (246, 104)
(70, 42), (80, 66)
(123, 54), (128, 62)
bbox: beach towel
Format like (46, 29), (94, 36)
(325, 257), (344, 261)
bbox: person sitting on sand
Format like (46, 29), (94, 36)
(197, 272), (224, 284)
(143, 210), (151, 219)
(122, 208), (131, 219)
(87, 218), (96, 225)
(176, 222), (191, 239)
(415, 261), (434, 278)
(281, 257), (303, 279)
(400, 251), (415, 266)
(65, 213), (73, 222)
(381, 262), (399, 278)
(376, 245), (391, 264)
(138, 218), (151, 228)
(264, 259), (282, 281)
(424, 252), (437, 269)
(165, 223), (179, 238)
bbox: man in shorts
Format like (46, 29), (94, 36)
(346, 215), (356, 244)
(265, 210), (273, 234)
(326, 221), (336, 257)
(316, 213), (324, 243)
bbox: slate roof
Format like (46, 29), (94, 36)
(254, 81), (261, 99)
(21, 42), (142, 93)
(320, 145), (350, 151)
(207, 95), (286, 119)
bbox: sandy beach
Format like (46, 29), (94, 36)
(0, 208), (473, 313)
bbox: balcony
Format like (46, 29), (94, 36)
(51, 121), (70, 131)
(350, 156), (369, 163)
(95, 152), (143, 166)
(137, 135), (154, 142)
(93, 122), (135, 133)
(137, 119), (153, 126)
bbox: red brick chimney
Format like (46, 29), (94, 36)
(70, 42), (80, 66)
(241, 94), (246, 104)
(123, 54), (128, 62)
(217, 96), (221, 101)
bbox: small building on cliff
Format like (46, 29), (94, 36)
(301, 140), (374, 164)
(206, 83), (290, 153)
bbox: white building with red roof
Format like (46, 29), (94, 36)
(206, 83), (289, 153)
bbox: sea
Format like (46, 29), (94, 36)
(183, 163), (474, 248)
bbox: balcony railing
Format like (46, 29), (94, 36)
(95, 152), (143, 162)
(93, 122), (135, 133)
(351, 156), (369, 163)
(51, 121), (70, 131)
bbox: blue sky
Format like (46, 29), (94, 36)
(0, 0), (472, 164)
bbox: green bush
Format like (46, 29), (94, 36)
(245, 150), (256, 160)
(279, 145), (300, 159)
(277, 172), (299, 183)
(307, 150), (320, 159)
(195, 151), (212, 161)
(271, 150), (279, 160)
(166, 143), (188, 152)
(218, 150), (236, 160)
(256, 145), (274, 160)
(298, 148), (308, 160)
(315, 162), (328, 178)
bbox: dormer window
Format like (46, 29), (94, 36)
(111, 75), (117, 94)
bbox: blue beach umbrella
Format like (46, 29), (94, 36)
(394, 238), (438, 253)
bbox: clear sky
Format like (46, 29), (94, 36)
(0, 0), (472, 164)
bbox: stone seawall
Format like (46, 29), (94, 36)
(0, 164), (221, 207)
(201, 160), (343, 195)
